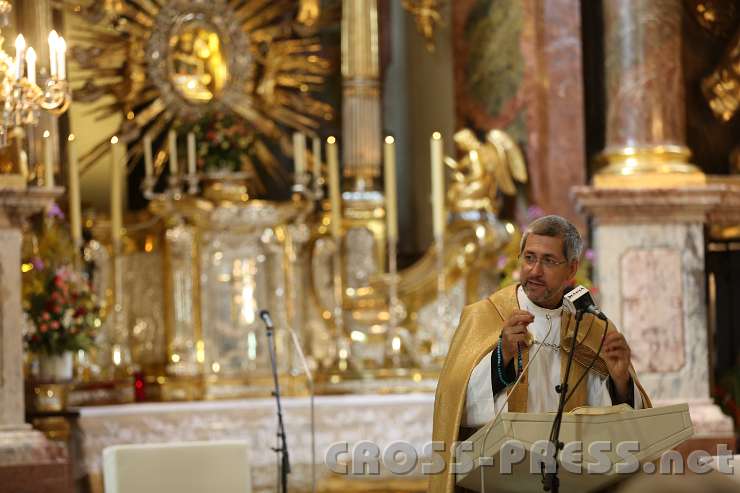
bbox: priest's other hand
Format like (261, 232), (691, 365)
(604, 331), (631, 398)
(500, 310), (534, 365)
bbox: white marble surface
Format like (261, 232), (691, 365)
(75, 393), (435, 492)
(592, 220), (732, 437)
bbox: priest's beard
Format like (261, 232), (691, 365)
(522, 279), (562, 308)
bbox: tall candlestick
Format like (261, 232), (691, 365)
(67, 134), (82, 248)
(312, 137), (321, 177)
(430, 132), (445, 239)
(186, 132), (196, 175)
(48, 30), (58, 78)
(327, 136), (342, 239)
(14, 34), (25, 80)
(110, 136), (122, 248)
(143, 134), (153, 178)
(43, 130), (53, 188)
(25, 47), (36, 85)
(56, 36), (66, 81)
(384, 136), (398, 242)
(168, 130), (178, 175)
(293, 132), (306, 178)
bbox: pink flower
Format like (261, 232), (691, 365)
(42, 312), (50, 321)
(50, 320), (60, 330)
(39, 324), (48, 333)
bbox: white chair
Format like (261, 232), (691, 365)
(102, 440), (252, 493)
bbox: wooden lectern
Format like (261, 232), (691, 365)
(455, 404), (693, 492)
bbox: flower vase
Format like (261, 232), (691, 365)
(38, 351), (74, 382)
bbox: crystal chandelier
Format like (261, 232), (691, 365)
(0, 0), (69, 147)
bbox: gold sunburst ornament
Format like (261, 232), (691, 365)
(66, 0), (333, 189)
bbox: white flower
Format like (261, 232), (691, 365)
(62, 309), (74, 328)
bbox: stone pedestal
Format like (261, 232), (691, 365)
(0, 188), (69, 489)
(573, 185), (737, 441)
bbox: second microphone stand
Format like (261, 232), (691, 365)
(265, 316), (290, 493)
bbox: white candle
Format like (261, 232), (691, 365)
(25, 47), (36, 85)
(56, 36), (66, 81)
(327, 136), (342, 239)
(110, 136), (122, 247)
(143, 134), (153, 179)
(168, 130), (178, 175)
(14, 34), (25, 80)
(67, 134), (82, 247)
(186, 132), (196, 175)
(293, 132), (306, 178)
(312, 136), (321, 176)
(48, 30), (58, 78)
(430, 132), (445, 239)
(43, 130), (54, 188)
(384, 136), (398, 242)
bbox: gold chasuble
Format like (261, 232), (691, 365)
(428, 284), (652, 493)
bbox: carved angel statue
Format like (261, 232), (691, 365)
(445, 128), (527, 213)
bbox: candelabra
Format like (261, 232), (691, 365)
(0, 3), (70, 147)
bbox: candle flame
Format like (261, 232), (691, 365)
(15, 34), (25, 51)
(385, 136), (395, 144)
(110, 136), (119, 144)
(68, 134), (75, 142)
(42, 130), (50, 138)
(432, 131), (442, 140)
(327, 136), (336, 144)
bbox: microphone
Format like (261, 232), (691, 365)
(260, 310), (274, 330)
(564, 285), (607, 321)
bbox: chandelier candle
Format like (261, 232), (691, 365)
(25, 47), (36, 85)
(56, 36), (66, 81)
(14, 34), (25, 79)
(48, 30), (58, 78)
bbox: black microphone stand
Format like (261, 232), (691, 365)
(542, 309), (584, 493)
(265, 320), (290, 493)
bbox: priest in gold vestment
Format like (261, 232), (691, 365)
(429, 215), (652, 493)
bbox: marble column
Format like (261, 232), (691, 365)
(573, 185), (737, 441)
(596, 0), (703, 187)
(0, 189), (66, 473)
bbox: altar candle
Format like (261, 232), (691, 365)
(187, 132), (196, 176)
(327, 136), (341, 239)
(43, 130), (54, 188)
(384, 136), (398, 242)
(430, 132), (445, 240)
(143, 134), (153, 179)
(48, 30), (58, 78)
(168, 130), (178, 175)
(56, 36), (66, 81)
(14, 34), (25, 80)
(110, 136), (122, 247)
(293, 132), (306, 178)
(26, 47), (36, 85)
(67, 134), (82, 247)
(312, 136), (321, 176)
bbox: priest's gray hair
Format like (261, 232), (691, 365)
(519, 215), (583, 263)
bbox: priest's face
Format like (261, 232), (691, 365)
(520, 234), (578, 309)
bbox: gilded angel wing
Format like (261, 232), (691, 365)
(486, 129), (528, 183)
(486, 137), (517, 196)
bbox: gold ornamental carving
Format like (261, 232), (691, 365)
(68, 0), (333, 179)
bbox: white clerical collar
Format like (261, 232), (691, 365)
(517, 285), (565, 319)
